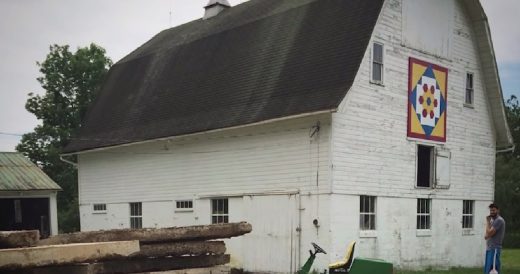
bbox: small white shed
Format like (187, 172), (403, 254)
(0, 152), (61, 237)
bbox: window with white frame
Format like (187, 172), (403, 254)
(417, 199), (431, 230)
(360, 196), (376, 230)
(211, 199), (228, 224)
(176, 200), (193, 211)
(462, 200), (474, 229)
(371, 43), (384, 83)
(93, 203), (107, 213)
(465, 73), (474, 106)
(130, 202), (142, 229)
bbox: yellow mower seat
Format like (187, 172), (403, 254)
(329, 241), (356, 270)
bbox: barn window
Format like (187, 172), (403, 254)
(371, 42), (384, 84)
(416, 145), (452, 189)
(176, 200), (193, 212)
(93, 204), (107, 213)
(130, 202), (142, 229)
(465, 73), (474, 106)
(360, 196), (376, 230)
(417, 199), (431, 230)
(417, 145), (434, 188)
(211, 199), (228, 224)
(462, 200), (474, 229)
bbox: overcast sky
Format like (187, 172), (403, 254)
(0, 0), (518, 152)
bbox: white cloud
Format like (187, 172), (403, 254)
(481, 0), (520, 64)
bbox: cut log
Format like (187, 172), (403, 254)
(136, 241), (225, 257)
(38, 222), (252, 246)
(10, 255), (231, 274)
(138, 266), (230, 274)
(90, 254), (231, 274)
(0, 230), (39, 248)
(0, 241), (140, 270)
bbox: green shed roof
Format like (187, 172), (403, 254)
(0, 152), (61, 191)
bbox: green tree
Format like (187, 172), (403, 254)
(16, 44), (112, 233)
(495, 95), (520, 247)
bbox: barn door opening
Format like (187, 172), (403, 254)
(0, 198), (50, 238)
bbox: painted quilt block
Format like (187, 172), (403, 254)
(407, 57), (448, 142)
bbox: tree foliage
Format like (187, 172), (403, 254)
(495, 95), (520, 246)
(16, 44), (112, 232)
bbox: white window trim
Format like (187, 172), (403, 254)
(416, 229), (432, 237)
(359, 195), (377, 231)
(417, 198), (432, 231)
(130, 202), (143, 229)
(211, 198), (229, 224)
(359, 230), (378, 238)
(462, 200), (474, 230)
(370, 42), (385, 85)
(464, 72), (474, 108)
(92, 203), (107, 214)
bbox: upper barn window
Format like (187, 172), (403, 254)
(465, 72), (474, 106)
(417, 145), (434, 188)
(371, 43), (384, 84)
(416, 145), (451, 189)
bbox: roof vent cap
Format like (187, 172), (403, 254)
(204, 0), (231, 19)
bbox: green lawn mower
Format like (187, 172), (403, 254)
(298, 241), (393, 274)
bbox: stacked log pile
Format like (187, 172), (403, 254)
(0, 222), (252, 274)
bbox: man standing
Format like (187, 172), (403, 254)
(484, 203), (506, 274)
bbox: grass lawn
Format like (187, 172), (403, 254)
(397, 249), (520, 274)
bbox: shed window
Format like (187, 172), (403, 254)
(93, 204), (107, 213)
(417, 199), (431, 230)
(360, 196), (376, 230)
(465, 73), (474, 106)
(372, 43), (384, 83)
(417, 145), (434, 188)
(211, 199), (228, 224)
(130, 202), (142, 229)
(14, 200), (22, 223)
(462, 200), (474, 229)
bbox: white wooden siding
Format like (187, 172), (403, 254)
(329, 195), (488, 269)
(332, 0), (496, 201)
(78, 114), (331, 204)
(328, 0), (496, 269)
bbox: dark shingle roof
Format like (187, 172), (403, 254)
(64, 0), (384, 153)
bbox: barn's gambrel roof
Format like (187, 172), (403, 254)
(64, 0), (513, 153)
(63, 0), (384, 153)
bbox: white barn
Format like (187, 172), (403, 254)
(63, 0), (513, 272)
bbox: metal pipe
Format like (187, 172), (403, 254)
(59, 155), (78, 168)
(496, 145), (515, 154)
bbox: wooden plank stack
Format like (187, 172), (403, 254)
(0, 222), (252, 274)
